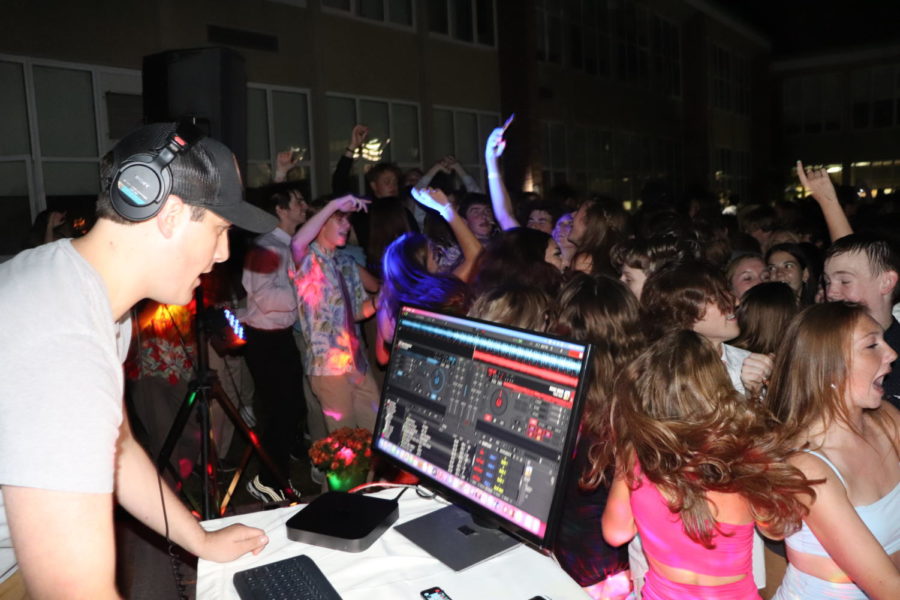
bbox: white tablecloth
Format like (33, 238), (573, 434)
(197, 489), (589, 600)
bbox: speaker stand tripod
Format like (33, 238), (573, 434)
(156, 285), (299, 520)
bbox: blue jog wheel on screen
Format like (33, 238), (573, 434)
(429, 368), (445, 392)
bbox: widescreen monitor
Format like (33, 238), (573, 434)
(372, 306), (592, 569)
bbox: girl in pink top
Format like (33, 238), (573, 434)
(598, 330), (816, 599)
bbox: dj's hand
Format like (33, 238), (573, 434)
(199, 523), (269, 562)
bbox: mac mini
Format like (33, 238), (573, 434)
(286, 492), (399, 552)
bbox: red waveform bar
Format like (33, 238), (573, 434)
(503, 381), (573, 409)
(472, 350), (579, 388)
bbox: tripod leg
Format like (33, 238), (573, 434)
(156, 385), (200, 472)
(220, 445), (254, 515)
(198, 391), (215, 520)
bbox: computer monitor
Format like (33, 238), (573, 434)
(372, 306), (592, 570)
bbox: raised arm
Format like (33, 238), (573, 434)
(484, 126), (519, 230)
(331, 125), (369, 195)
(446, 155), (483, 193)
(791, 452), (900, 599)
(797, 160), (853, 242)
(45, 211), (66, 243)
(290, 195), (370, 263)
(412, 187), (482, 282)
(273, 149), (300, 183)
(415, 156), (450, 190)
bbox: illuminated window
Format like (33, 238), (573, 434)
(326, 94), (421, 194)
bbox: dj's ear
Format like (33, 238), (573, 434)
(880, 270), (898, 297)
(156, 194), (185, 239)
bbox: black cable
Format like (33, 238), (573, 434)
(161, 304), (197, 370)
(156, 471), (189, 600)
(391, 486), (410, 502)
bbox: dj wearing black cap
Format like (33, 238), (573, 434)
(0, 123), (276, 598)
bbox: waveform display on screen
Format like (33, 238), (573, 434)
(400, 317), (582, 374)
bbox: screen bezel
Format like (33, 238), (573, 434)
(372, 304), (593, 550)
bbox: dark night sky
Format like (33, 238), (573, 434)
(709, 0), (900, 57)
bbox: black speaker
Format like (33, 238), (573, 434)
(142, 47), (247, 175)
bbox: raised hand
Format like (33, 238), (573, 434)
(274, 149), (301, 182)
(484, 127), (507, 161)
(332, 194), (370, 213)
(797, 160), (839, 205)
(48, 211), (66, 228)
(349, 125), (369, 151)
(411, 187), (453, 220)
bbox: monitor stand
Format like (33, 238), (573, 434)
(395, 504), (519, 571)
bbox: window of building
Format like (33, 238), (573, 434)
(614, 1), (650, 86)
(851, 68), (871, 129)
(782, 72), (844, 136)
(650, 14), (681, 97)
(543, 121), (680, 202)
(0, 56), (148, 255)
(323, 0), (414, 28)
(871, 65), (895, 129)
(432, 106), (498, 185)
(710, 44), (749, 116)
(536, 0), (614, 77)
(246, 84), (314, 190)
(711, 45), (732, 111)
(266, 0), (307, 7)
(538, 1), (678, 94)
(541, 121), (567, 191)
(0, 60), (33, 256)
(850, 159), (900, 191)
(563, 125), (616, 196)
(427, 0), (495, 46)
(850, 65), (900, 129)
(713, 147), (750, 204)
(327, 94), (421, 194)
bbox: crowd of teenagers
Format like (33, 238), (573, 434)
(13, 119), (898, 599)
(243, 120), (900, 600)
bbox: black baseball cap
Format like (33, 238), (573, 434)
(111, 123), (277, 233)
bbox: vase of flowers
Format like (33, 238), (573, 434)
(308, 427), (373, 492)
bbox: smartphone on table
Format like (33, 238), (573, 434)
(420, 587), (453, 600)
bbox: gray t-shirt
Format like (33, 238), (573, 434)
(0, 239), (131, 582)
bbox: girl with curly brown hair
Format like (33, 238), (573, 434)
(598, 330), (816, 600)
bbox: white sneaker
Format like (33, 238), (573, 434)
(246, 475), (284, 503)
(239, 405), (256, 428)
